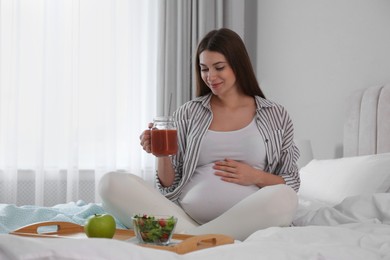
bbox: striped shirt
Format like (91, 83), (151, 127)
(156, 93), (300, 202)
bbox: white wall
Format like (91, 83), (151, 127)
(255, 0), (390, 159)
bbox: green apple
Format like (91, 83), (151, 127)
(84, 213), (116, 239)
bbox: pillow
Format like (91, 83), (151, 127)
(298, 153), (390, 205)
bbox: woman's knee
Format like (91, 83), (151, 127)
(266, 184), (298, 224)
(98, 171), (141, 199)
(284, 185), (298, 214)
(264, 184), (297, 202)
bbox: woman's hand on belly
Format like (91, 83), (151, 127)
(213, 158), (261, 186)
(213, 158), (286, 187)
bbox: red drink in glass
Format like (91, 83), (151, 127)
(151, 129), (178, 157)
(150, 116), (177, 157)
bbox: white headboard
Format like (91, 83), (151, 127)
(344, 83), (390, 157)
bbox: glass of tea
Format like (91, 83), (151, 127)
(150, 116), (178, 157)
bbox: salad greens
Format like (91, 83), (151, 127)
(132, 214), (177, 245)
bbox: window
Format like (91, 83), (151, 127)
(0, 0), (158, 205)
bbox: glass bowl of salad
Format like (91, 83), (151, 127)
(132, 214), (178, 245)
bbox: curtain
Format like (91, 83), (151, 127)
(0, 0), (158, 206)
(156, 0), (226, 113)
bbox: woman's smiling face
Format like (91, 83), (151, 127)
(199, 50), (238, 96)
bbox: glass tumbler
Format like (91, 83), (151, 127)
(150, 116), (178, 157)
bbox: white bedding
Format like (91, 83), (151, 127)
(1, 193), (389, 260)
(1, 223), (389, 260)
(294, 193), (390, 226)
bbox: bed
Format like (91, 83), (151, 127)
(1, 84), (390, 260)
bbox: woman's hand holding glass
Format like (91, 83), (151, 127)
(140, 123), (153, 154)
(140, 122), (176, 187)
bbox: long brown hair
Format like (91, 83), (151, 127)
(195, 28), (265, 98)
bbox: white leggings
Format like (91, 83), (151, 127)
(98, 172), (298, 241)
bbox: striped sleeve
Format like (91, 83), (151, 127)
(259, 101), (301, 192)
(155, 96), (212, 201)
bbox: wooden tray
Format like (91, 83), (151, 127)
(10, 221), (234, 254)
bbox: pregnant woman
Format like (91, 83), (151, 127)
(99, 28), (300, 241)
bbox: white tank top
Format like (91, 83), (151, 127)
(178, 118), (266, 224)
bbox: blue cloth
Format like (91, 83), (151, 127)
(0, 200), (126, 233)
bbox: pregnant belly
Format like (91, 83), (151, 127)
(178, 164), (259, 224)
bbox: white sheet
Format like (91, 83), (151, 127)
(294, 193), (390, 226)
(1, 193), (389, 260)
(1, 223), (389, 260)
